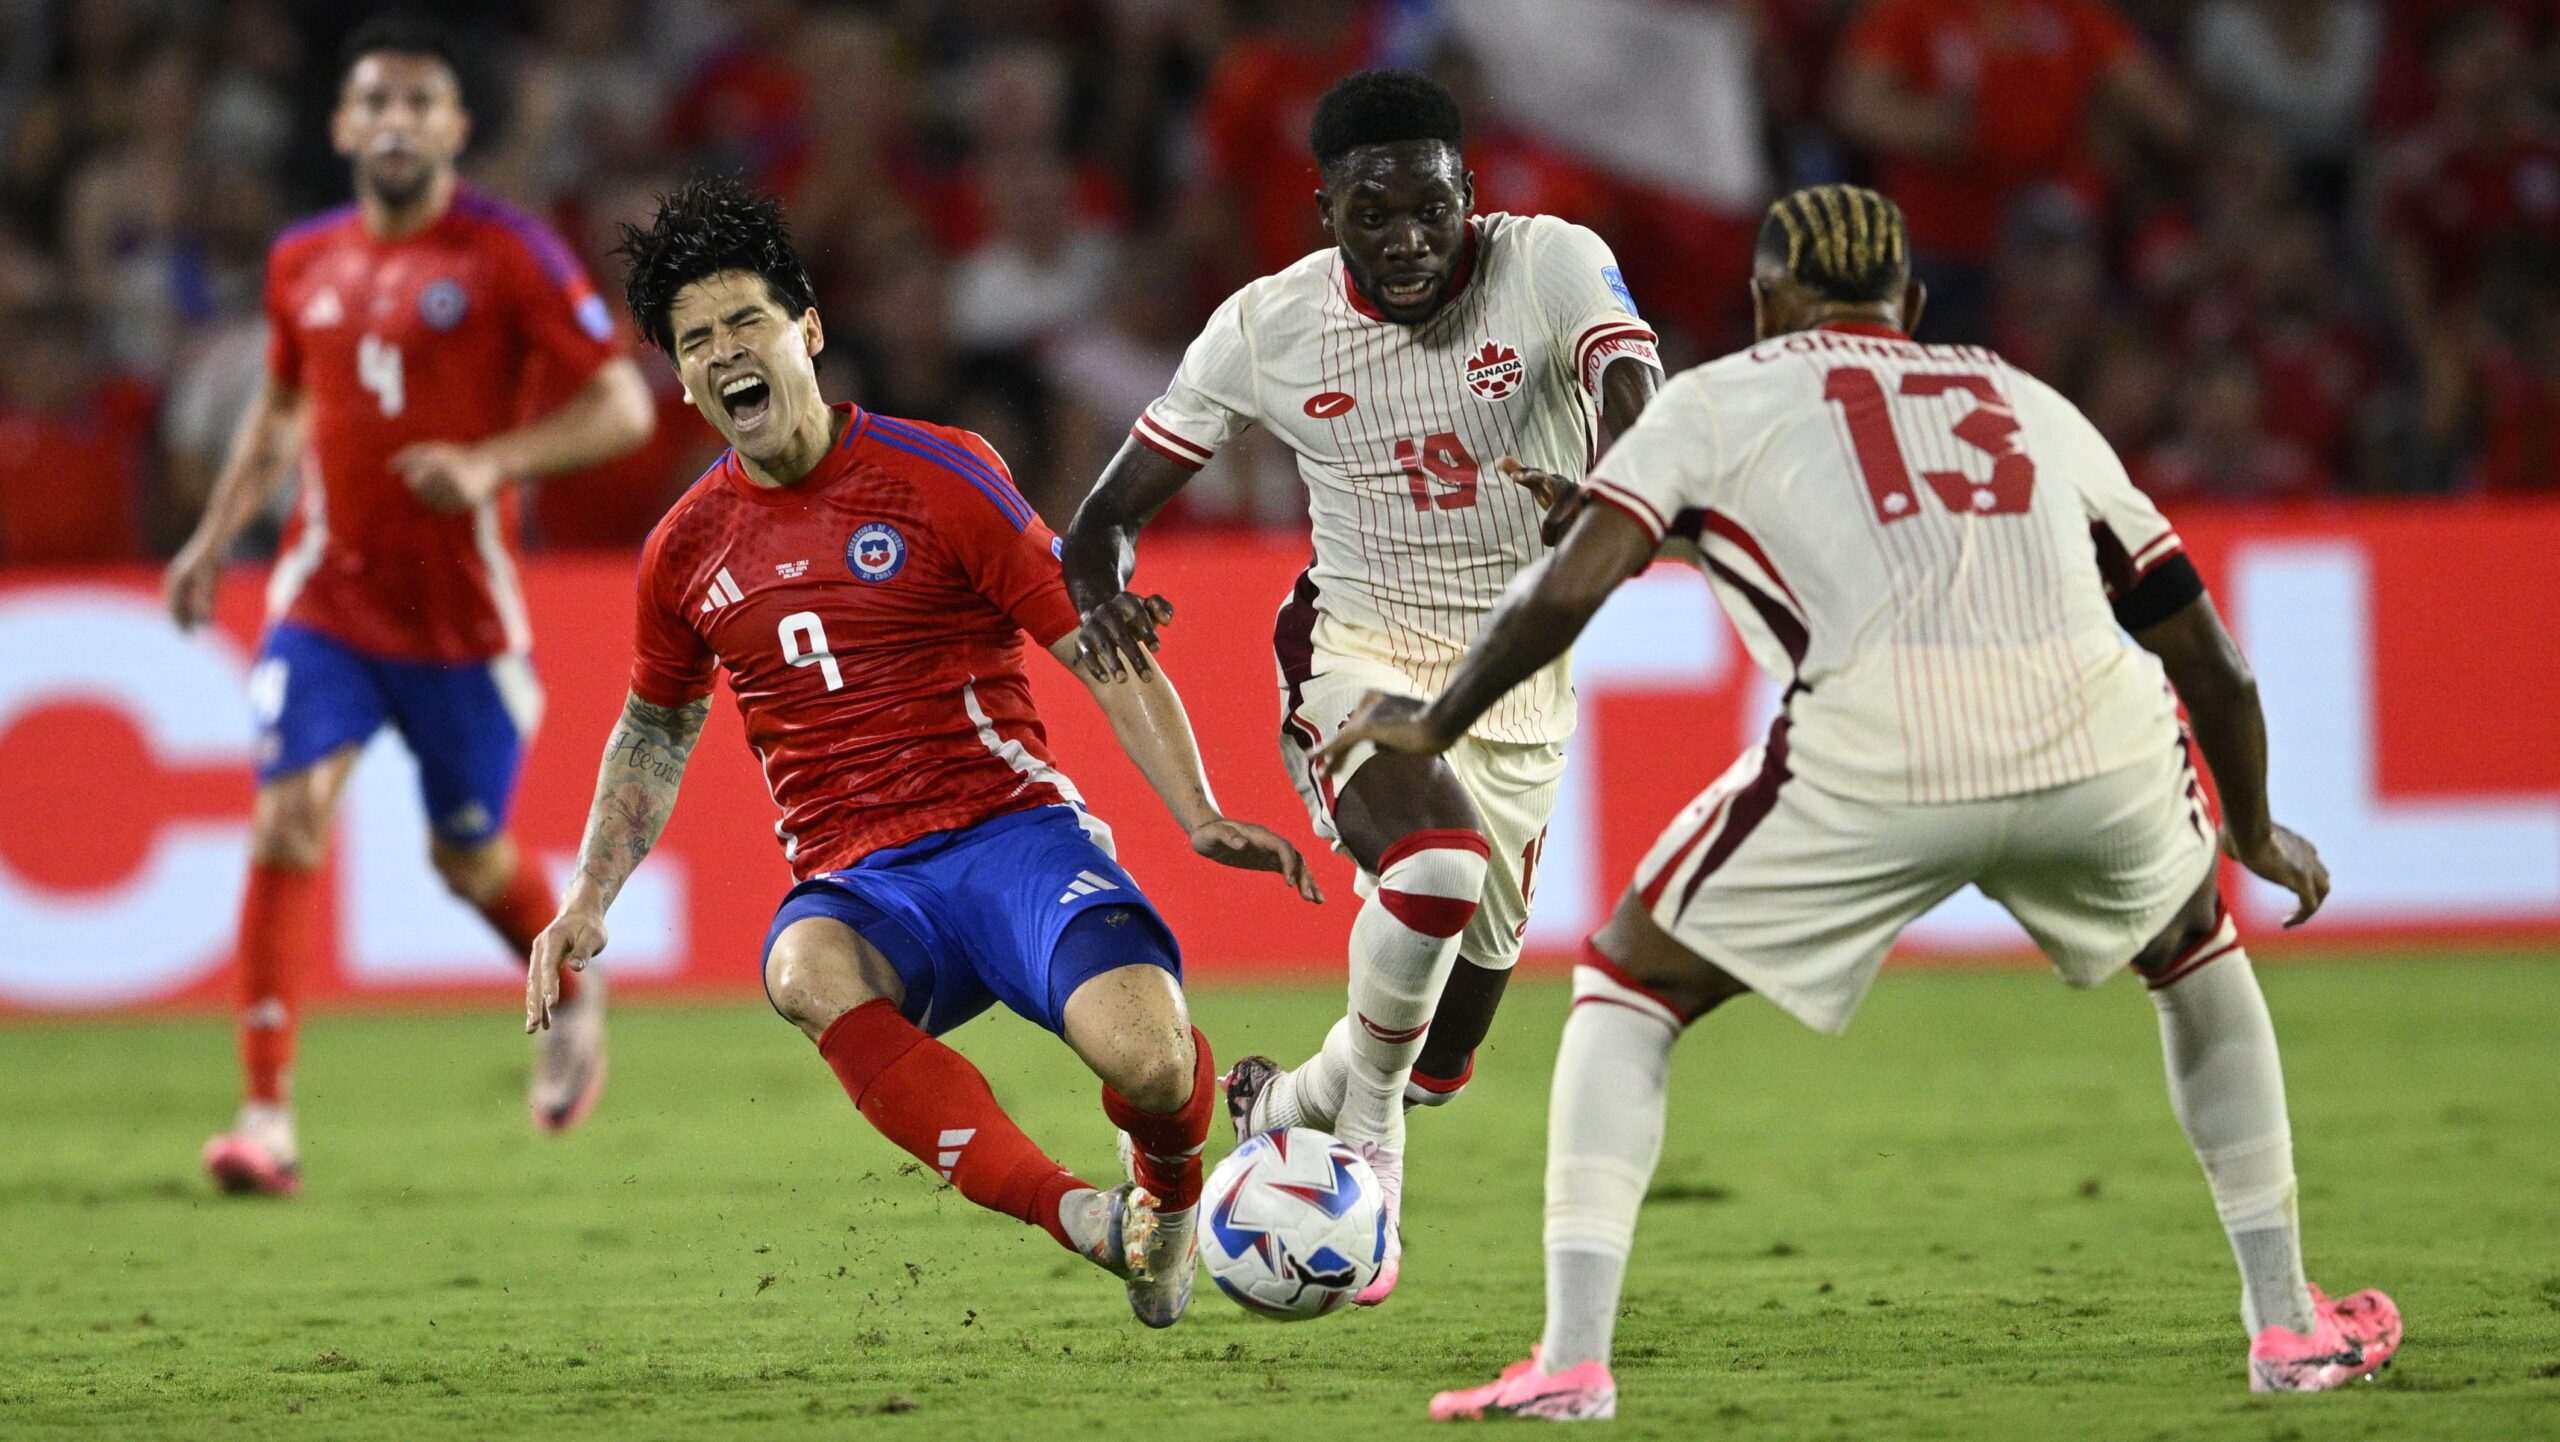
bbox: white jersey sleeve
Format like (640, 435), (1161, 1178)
(1581, 368), (1722, 543)
(1133, 289), (1256, 469)
(2011, 371), (2187, 602)
(1525, 218), (1661, 398)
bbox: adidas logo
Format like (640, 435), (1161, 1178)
(300, 288), (343, 328)
(697, 567), (744, 612)
(936, 1127), (975, 1180)
(1056, 869), (1120, 904)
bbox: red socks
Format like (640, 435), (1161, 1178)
(235, 861), (324, 1105)
(818, 1000), (1087, 1249)
(1103, 1027), (1215, 1212)
(475, 854), (576, 1005)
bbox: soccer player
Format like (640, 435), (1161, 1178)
(164, 19), (655, 1195)
(1062, 69), (1662, 1305)
(1322, 186), (2402, 1417)
(526, 178), (1320, 1326)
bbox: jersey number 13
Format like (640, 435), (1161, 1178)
(1822, 368), (2035, 523)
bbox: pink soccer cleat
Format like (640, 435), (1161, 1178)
(1430, 1348), (1618, 1422)
(2249, 1284), (2402, 1392)
(529, 968), (608, 1133)
(1352, 1138), (1402, 1306)
(201, 1104), (301, 1198)
(1221, 1055), (1283, 1142)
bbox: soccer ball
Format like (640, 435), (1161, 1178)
(1198, 1127), (1385, 1320)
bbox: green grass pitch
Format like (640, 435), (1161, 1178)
(4, 955), (2556, 1440)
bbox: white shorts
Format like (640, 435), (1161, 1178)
(1633, 729), (2216, 1033)
(1276, 649), (1566, 971)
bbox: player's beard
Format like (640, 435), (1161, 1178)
(359, 159), (436, 213)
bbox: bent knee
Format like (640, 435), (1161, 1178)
(428, 840), (510, 902)
(1108, 1038), (1197, 1114)
(1375, 829), (1492, 939)
(764, 924), (899, 1038)
(249, 796), (332, 869)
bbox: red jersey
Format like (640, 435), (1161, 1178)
(630, 404), (1083, 878)
(1841, 0), (2141, 261)
(263, 187), (623, 661)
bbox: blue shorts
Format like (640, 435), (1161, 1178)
(762, 804), (1181, 1038)
(249, 622), (541, 845)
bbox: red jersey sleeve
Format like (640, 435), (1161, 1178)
(630, 518), (717, 706)
(487, 212), (623, 387)
(938, 430), (1079, 647)
(263, 238), (302, 387)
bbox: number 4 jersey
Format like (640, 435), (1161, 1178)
(631, 404), (1090, 878)
(1134, 212), (1659, 745)
(1582, 320), (2187, 806)
(262, 187), (623, 662)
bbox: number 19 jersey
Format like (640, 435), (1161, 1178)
(1134, 212), (1659, 745)
(1583, 321), (2187, 805)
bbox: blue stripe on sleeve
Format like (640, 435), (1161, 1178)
(866, 417), (1037, 530)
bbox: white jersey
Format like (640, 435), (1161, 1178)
(1135, 212), (1660, 745)
(1584, 321), (2187, 805)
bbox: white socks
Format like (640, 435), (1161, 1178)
(1540, 963), (1681, 1371)
(1326, 833), (1488, 1148)
(2148, 923), (2314, 1337)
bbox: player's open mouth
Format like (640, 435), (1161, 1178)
(1379, 274), (1437, 306)
(719, 373), (773, 428)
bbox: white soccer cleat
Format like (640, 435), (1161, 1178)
(1062, 1181), (1160, 1283)
(1352, 1137), (1403, 1305)
(1116, 1131), (1199, 1327)
(202, 1102), (301, 1198)
(529, 968), (608, 1133)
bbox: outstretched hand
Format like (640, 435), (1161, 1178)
(1076, 592), (1176, 682)
(1310, 691), (1452, 773)
(1499, 456), (1587, 546)
(1191, 818), (1324, 903)
(2222, 822), (2331, 928)
(526, 905), (607, 1032)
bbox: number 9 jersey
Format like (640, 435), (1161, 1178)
(630, 405), (1088, 878)
(1581, 320), (2189, 806)
(262, 188), (624, 662)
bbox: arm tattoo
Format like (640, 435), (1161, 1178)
(571, 692), (711, 908)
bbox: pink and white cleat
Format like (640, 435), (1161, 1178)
(1353, 1138), (1402, 1306)
(2249, 1284), (2402, 1392)
(201, 1103), (301, 1198)
(1430, 1348), (1618, 1422)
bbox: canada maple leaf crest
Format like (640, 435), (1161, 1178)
(1463, 339), (1524, 401)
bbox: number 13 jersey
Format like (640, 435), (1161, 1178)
(1583, 320), (2187, 806)
(1134, 212), (1659, 745)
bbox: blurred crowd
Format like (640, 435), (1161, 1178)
(2, 0), (2557, 568)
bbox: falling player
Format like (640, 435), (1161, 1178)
(526, 178), (1319, 1326)
(164, 18), (655, 1195)
(1320, 185), (2401, 1419)
(1062, 69), (1661, 1305)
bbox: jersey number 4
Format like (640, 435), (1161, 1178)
(358, 334), (405, 419)
(1822, 368), (2034, 523)
(1395, 432), (1479, 511)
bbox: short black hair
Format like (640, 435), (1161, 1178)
(1309, 69), (1463, 177)
(1755, 184), (1911, 305)
(613, 176), (819, 354)
(338, 14), (467, 101)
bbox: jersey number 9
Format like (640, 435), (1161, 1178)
(778, 611), (845, 691)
